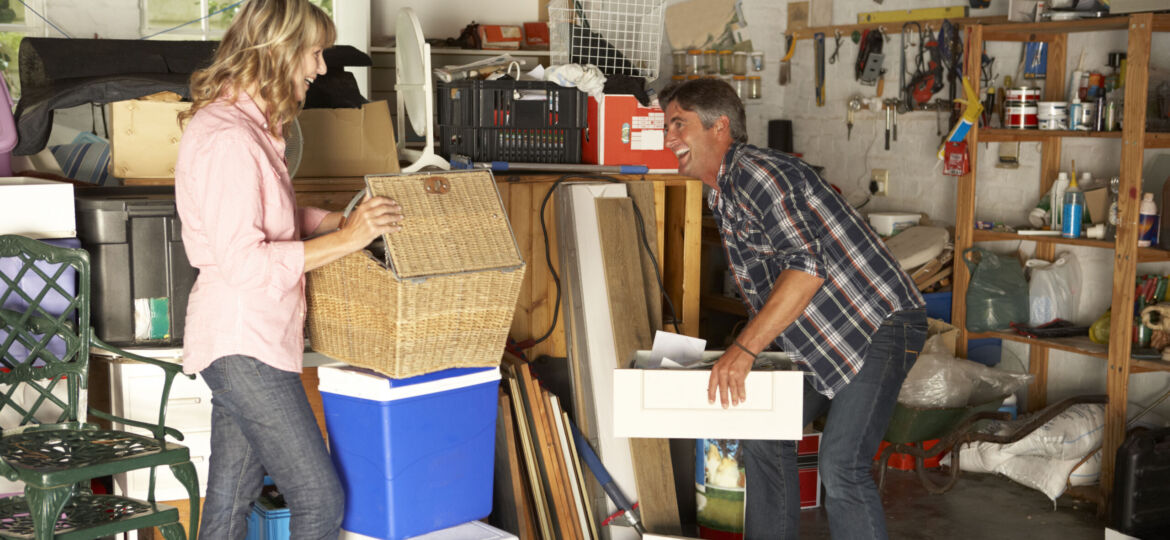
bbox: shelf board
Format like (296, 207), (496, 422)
(978, 129), (1122, 142)
(1147, 132), (1170, 149)
(701, 294), (747, 317)
(970, 330), (1108, 358)
(970, 230), (1170, 262)
(370, 45), (549, 56)
(968, 331), (1170, 373)
(982, 15), (1131, 37)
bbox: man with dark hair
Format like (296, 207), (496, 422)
(660, 78), (927, 540)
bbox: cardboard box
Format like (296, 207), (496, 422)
(583, 95), (679, 171)
(296, 100), (400, 178)
(109, 99), (190, 179)
(613, 366), (804, 440)
(523, 22), (549, 48)
(477, 25), (522, 50)
(0, 177), (75, 238)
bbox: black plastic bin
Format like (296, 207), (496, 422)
(1112, 426), (1170, 537)
(75, 186), (197, 346)
(438, 80), (586, 164)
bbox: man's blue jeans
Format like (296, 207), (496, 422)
(743, 308), (927, 540)
(199, 355), (344, 540)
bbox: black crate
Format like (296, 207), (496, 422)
(438, 80), (586, 163)
(1112, 427), (1170, 537)
(75, 186), (197, 346)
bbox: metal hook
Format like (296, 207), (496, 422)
(829, 30), (843, 64)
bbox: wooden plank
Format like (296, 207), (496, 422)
(627, 181), (663, 332)
(1103, 11), (1153, 509)
(519, 363), (578, 540)
(538, 379), (584, 540)
(596, 198), (682, 534)
(494, 390), (539, 539)
(505, 184), (535, 347)
(299, 367), (327, 439)
(503, 363), (555, 538)
(563, 410), (600, 540)
(952, 24), (982, 358)
(549, 393), (591, 537)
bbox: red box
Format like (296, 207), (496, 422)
(583, 95), (679, 171)
(798, 432), (822, 509)
(522, 22), (549, 49)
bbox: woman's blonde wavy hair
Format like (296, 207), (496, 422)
(179, 0), (335, 137)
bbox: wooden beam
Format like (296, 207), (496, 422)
(951, 24), (982, 358)
(1102, 11), (1153, 509)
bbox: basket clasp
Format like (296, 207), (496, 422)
(423, 176), (450, 194)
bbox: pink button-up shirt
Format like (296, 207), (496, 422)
(175, 94), (328, 375)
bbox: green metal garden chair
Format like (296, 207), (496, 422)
(0, 234), (199, 539)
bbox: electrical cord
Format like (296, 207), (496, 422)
(524, 174), (682, 349)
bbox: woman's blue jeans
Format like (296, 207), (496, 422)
(198, 355), (344, 540)
(743, 308), (927, 540)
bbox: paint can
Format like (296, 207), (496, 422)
(1036, 101), (1068, 130)
(1005, 86), (1041, 105)
(1074, 101), (1097, 130)
(1006, 105), (1039, 129)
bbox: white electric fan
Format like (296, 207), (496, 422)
(396, 8), (449, 172)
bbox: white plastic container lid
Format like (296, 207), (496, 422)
(318, 365), (500, 402)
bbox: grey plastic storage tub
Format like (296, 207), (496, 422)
(74, 186), (196, 345)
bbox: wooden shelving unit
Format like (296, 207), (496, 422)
(955, 13), (1169, 507)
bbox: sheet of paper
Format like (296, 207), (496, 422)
(649, 330), (706, 368)
(664, 0), (738, 50)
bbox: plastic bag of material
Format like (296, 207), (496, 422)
(898, 334), (1033, 408)
(1025, 252), (1081, 326)
(964, 247), (1029, 332)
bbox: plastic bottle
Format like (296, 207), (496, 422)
(1138, 192), (1158, 247)
(1051, 172), (1070, 231)
(1061, 174), (1085, 238)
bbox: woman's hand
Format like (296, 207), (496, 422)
(303, 196), (403, 272)
(340, 196), (402, 251)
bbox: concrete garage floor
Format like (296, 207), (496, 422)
(798, 469), (1107, 539)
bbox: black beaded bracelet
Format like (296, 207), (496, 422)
(733, 339), (758, 359)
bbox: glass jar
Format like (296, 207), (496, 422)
(703, 49), (718, 74)
(672, 50), (687, 76)
(718, 50), (733, 75)
(750, 51), (764, 71)
(747, 75), (762, 99)
(686, 49), (703, 75)
(731, 75), (748, 98)
(732, 51), (748, 75)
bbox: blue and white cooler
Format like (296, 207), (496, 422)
(318, 365), (501, 539)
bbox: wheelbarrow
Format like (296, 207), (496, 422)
(877, 394), (1108, 493)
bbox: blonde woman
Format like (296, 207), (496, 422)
(175, 1), (402, 537)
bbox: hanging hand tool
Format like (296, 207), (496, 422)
(906, 24), (944, 108)
(829, 30), (843, 64)
(847, 95), (863, 140)
(892, 98), (900, 141)
(855, 28), (885, 87)
(815, 32), (826, 106)
(779, 34), (794, 86)
(938, 19), (964, 127)
(900, 22), (921, 110)
(884, 99), (894, 150)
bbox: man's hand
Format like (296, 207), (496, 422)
(708, 346), (755, 408)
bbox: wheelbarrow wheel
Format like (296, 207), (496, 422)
(914, 444), (962, 494)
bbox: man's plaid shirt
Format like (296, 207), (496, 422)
(709, 142), (924, 398)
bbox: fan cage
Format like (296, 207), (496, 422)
(549, 0), (665, 80)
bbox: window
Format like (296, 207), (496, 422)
(141, 0), (333, 40)
(0, 0), (47, 99)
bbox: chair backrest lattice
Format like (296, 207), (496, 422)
(0, 234), (90, 428)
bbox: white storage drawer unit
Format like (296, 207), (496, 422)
(107, 356), (212, 501)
